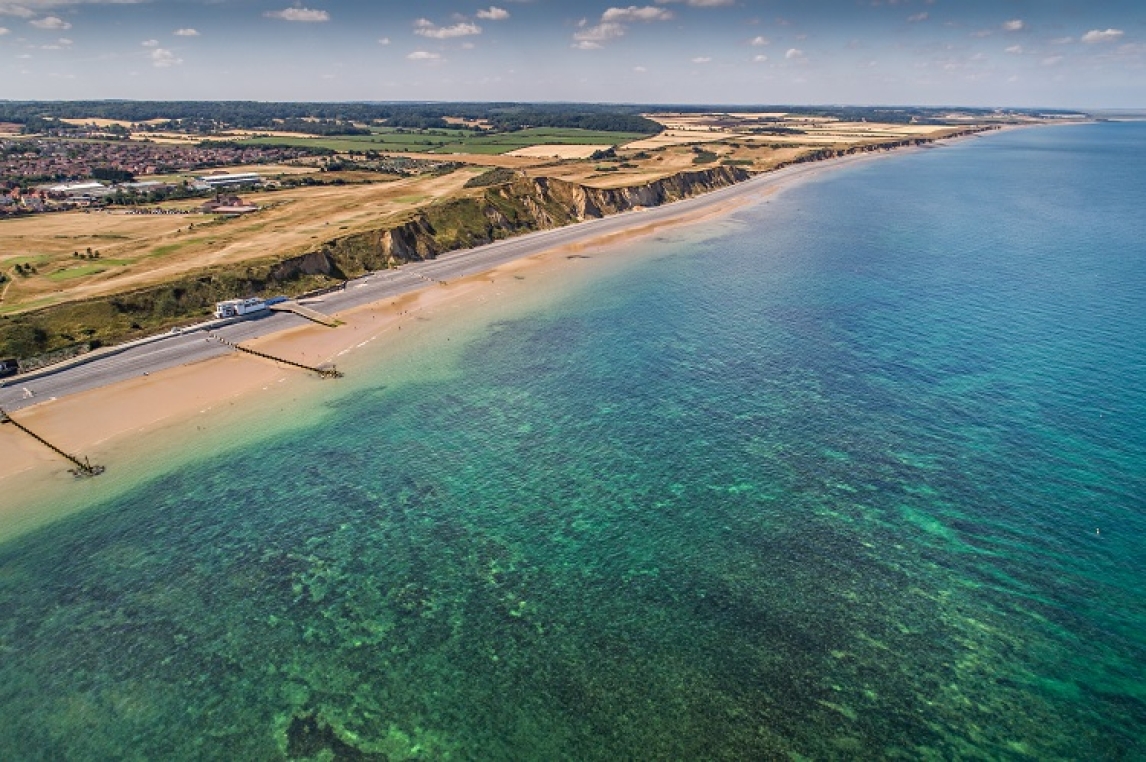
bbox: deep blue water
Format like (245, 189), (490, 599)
(1, 123), (1144, 759)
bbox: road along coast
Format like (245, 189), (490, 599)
(0, 135), (987, 535)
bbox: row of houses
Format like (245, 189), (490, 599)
(0, 138), (314, 183)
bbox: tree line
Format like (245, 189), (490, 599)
(0, 101), (665, 135)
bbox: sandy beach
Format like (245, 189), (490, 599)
(0, 143), (965, 538)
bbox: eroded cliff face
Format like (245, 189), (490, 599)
(517, 166), (752, 222)
(267, 250), (346, 282)
(300, 130), (986, 281)
(309, 165), (753, 279)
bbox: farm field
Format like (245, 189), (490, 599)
(635, 112), (967, 148)
(240, 127), (648, 156)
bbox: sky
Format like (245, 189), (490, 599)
(0, 0), (1142, 108)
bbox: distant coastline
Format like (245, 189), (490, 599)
(0, 124), (995, 405)
(0, 124), (1008, 521)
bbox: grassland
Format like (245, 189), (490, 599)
(0, 169), (476, 316)
(241, 127), (649, 156)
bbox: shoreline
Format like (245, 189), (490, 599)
(0, 131), (994, 537)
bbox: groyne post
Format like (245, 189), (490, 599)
(0, 406), (105, 477)
(208, 334), (343, 379)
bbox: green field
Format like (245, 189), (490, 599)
(47, 264), (108, 281)
(241, 127), (648, 156)
(148, 242), (190, 258)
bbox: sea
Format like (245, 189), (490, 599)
(1, 122), (1143, 760)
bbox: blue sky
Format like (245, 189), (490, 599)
(0, 0), (1142, 107)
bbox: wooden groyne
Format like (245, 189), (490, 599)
(209, 335), (343, 379)
(0, 406), (104, 477)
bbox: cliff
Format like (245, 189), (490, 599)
(0, 165), (752, 363)
(316, 165), (752, 277)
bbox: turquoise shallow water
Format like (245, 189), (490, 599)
(2, 123), (1144, 759)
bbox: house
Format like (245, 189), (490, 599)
(202, 194), (258, 214)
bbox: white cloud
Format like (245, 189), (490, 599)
(752, 54), (767, 62)
(1081, 28), (1123, 44)
(1004, 45), (1023, 54)
(414, 19), (481, 38)
(785, 47), (804, 60)
(407, 50), (441, 60)
(475, 6), (509, 20)
(30, 15), (70, 29)
(0, 26), (8, 35)
(573, 21), (624, 44)
(907, 12), (928, 23)
(573, 5), (671, 48)
(151, 47), (181, 68)
(750, 35), (768, 46)
(633, 65), (646, 72)
(1042, 55), (1063, 66)
(0, 6), (34, 19)
(173, 28), (199, 37)
(264, 8), (329, 23)
(141, 38), (157, 47)
(691, 55), (711, 63)
(378, 36), (390, 45)
(1002, 19), (1024, 32)
(601, 6), (673, 23)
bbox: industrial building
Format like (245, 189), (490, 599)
(194, 172), (262, 188)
